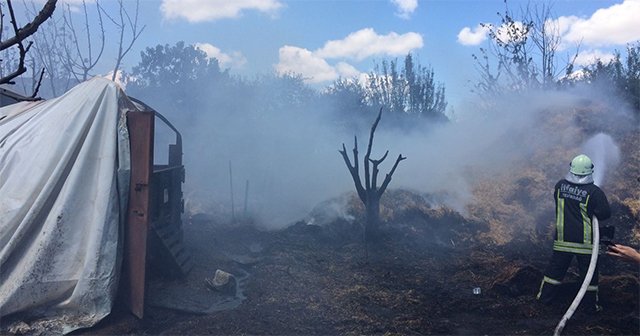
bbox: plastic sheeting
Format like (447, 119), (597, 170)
(0, 78), (134, 334)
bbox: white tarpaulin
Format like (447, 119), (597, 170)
(0, 78), (134, 334)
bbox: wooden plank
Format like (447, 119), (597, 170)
(124, 111), (154, 319)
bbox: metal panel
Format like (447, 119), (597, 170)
(124, 111), (154, 319)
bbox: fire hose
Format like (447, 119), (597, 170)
(553, 215), (599, 336)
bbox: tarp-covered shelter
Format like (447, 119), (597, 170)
(0, 78), (137, 334)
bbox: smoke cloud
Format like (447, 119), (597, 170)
(168, 84), (635, 229)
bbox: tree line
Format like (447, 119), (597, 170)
(125, 42), (448, 132)
(471, 1), (640, 116)
(2, 0), (639, 121)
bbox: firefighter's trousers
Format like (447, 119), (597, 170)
(537, 250), (600, 312)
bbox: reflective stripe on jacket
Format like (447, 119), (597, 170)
(553, 179), (611, 254)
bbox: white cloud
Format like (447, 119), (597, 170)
(551, 15), (580, 38)
(391, 0), (418, 19)
(557, 0), (640, 48)
(275, 46), (364, 84)
(316, 28), (423, 60)
(494, 21), (529, 44)
(457, 24), (490, 46)
(574, 49), (617, 67)
(161, 0), (283, 23)
(275, 46), (340, 83)
(276, 28), (423, 84)
(194, 43), (247, 69)
(458, 20), (533, 47)
(334, 62), (361, 78)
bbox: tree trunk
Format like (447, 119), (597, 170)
(365, 195), (381, 242)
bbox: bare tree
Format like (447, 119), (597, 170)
(60, 0), (106, 83)
(525, 2), (579, 89)
(22, 0), (106, 96)
(339, 108), (406, 246)
(24, 0), (72, 96)
(0, 0), (56, 85)
(102, 0), (144, 81)
(478, 2), (537, 92)
(472, 0), (579, 96)
(17, 0), (143, 97)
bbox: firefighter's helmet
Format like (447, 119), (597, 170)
(570, 154), (594, 175)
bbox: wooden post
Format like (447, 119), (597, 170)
(244, 180), (249, 217)
(124, 111), (154, 319)
(229, 161), (235, 222)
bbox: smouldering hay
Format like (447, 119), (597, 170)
(464, 100), (639, 247)
(624, 198), (640, 220)
(339, 189), (436, 223)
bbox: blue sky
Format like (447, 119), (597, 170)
(24, 0), (640, 106)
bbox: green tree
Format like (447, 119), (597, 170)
(328, 53), (447, 127)
(128, 41), (227, 90)
(403, 54), (447, 119)
(583, 43), (640, 114)
(625, 45), (640, 112)
(249, 72), (318, 116)
(366, 54), (447, 123)
(472, 1), (577, 96)
(126, 41), (230, 112)
(323, 78), (373, 130)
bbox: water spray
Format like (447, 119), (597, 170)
(554, 133), (619, 335)
(581, 133), (620, 186)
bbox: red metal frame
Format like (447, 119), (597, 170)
(124, 110), (154, 318)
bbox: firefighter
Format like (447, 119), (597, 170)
(537, 154), (611, 313)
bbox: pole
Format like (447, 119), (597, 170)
(244, 180), (249, 217)
(229, 161), (235, 222)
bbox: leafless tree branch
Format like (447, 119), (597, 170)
(31, 67), (45, 98)
(0, 0), (56, 51)
(103, 0), (145, 81)
(61, 0), (106, 82)
(0, 0), (56, 86)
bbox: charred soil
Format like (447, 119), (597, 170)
(79, 192), (639, 336)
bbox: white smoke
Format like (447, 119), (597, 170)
(580, 133), (621, 187)
(172, 83), (632, 229)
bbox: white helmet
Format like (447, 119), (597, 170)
(570, 154), (594, 176)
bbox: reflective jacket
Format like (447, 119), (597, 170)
(553, 178), (611, 254)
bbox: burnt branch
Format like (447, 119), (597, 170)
(340, 107), (405, 201)
(378, 154), (406, 197)
(339, 139), (366, 203)
(364, 107), (383, 191)
(369, 150), (389, 191)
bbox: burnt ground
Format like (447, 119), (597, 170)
(77, 202), (640, 336)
